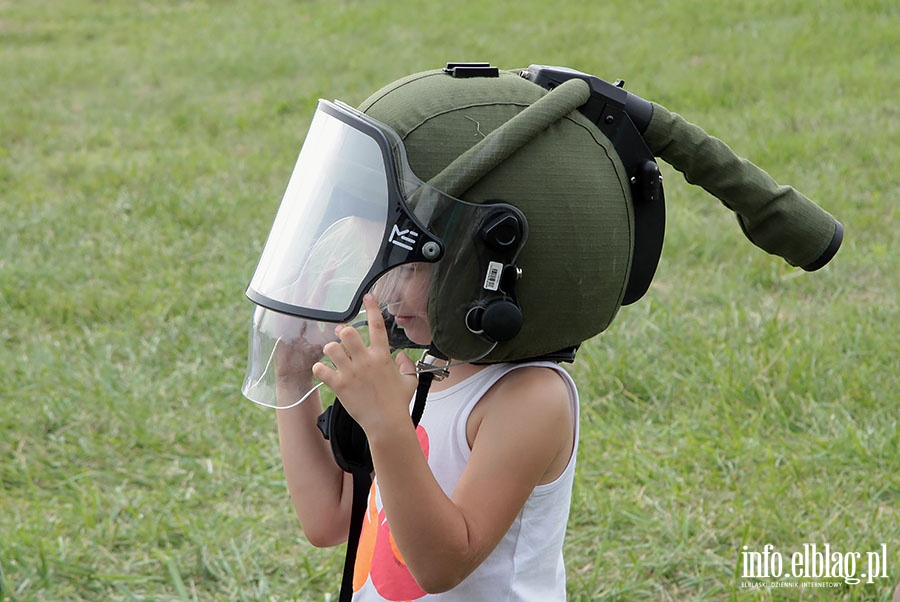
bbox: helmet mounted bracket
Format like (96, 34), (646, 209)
(521, 65), (666, 305)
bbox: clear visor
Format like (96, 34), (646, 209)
(246, 102), (400, 321)
(243, 100), (525, 409)
(240, 305), (363, 409)
(242, 264), (437, 409)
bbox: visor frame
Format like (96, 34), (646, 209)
(245, 100), (444, 324)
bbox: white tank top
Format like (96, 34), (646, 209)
(352, 361), (580, 601)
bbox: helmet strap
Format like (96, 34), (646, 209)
(319, 365), (437, 601)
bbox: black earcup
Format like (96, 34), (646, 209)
(480, 300), (523, 342)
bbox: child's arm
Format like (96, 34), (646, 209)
(369, 366), (572, 593)
(315, 295), (574, 593)
(274, 340), (355, 548)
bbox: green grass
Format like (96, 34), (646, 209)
(1, 0), (898, 600)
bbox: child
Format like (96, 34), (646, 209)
(282, 288), (577, 599)
(242, 63), (841, 601)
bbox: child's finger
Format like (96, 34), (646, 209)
(395, 350), (416, 375)
(321, 340), (351, 371)
(336, 323), (366, 357)
(362, 293), (389, 351)
(311, 361), (336, 386)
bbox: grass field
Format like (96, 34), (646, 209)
(1, 1), (898, 600)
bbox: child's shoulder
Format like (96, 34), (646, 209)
(481, 363), (573, 418)
(466, 364), (575, 481)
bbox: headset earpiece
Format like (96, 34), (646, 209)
(480, 299), (523, 342)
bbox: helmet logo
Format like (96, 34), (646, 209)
(388, 225), (419, 251)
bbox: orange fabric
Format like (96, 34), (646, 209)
(353, 426), (430, 601)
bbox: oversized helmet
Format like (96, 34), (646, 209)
(242, 62), (842, 407)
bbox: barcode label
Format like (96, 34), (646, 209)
(483, 261), (503, 291)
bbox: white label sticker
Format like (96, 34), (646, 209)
(483, 261), (503, 291)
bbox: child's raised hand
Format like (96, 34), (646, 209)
(313, 294), (419, 434)
(272, 319), (333, 385)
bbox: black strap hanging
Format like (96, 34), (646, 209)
(318, 367), (436, 602)
(338, 465), (372, 602)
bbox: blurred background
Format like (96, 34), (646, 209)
(1, 1), (897, 600)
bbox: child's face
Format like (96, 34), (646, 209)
(375, 263), (432, 346)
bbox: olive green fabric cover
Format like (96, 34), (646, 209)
(644, 102), (840, 269)
(360, 70), (634, 362)
(356, 67), (842, 362)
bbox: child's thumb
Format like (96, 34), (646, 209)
(395, 351), (416, 375)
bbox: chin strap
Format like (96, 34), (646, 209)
(318, 351), (443, 601)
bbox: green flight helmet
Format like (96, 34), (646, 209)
(356, 63), (842, 364)
(360, 65), (639, 362)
